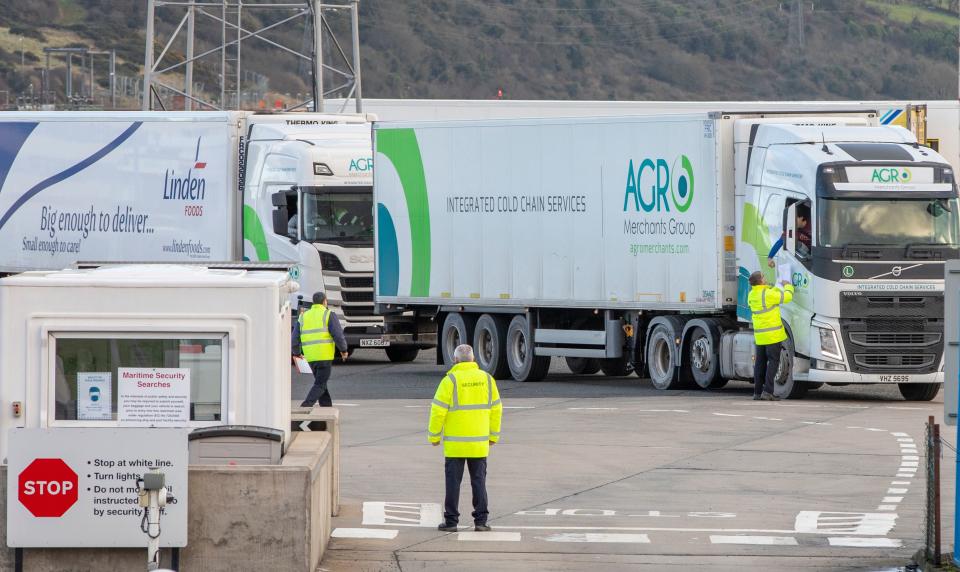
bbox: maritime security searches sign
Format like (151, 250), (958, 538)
(7, 428), (189, 547)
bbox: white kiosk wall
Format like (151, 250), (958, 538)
(0, 265), (296, 458)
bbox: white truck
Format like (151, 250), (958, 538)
(373, 112), (958, 399)
(0, 111), (422, 360)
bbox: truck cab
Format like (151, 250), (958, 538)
(737, 118), (957, 399)
(241, 115), (384, 351)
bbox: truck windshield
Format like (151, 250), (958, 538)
(818, 198), (960, 247)
(301, 186), (373, 245)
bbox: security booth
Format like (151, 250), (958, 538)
(0, 264), (296, 460)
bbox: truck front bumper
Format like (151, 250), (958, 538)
(805, 369), (944, 384)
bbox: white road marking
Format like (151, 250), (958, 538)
(541, 533), (650, 543)
(901, 462), (919, 467)
(568, 407), (619, 411)
(877, 505), (897, 511)
(887, 488), (908, 495)
(794, 512), (897, 536)
(801, 421), (832, 425)
(828, 537), (902, 548)
(713, 413), (743, 417)
(892, 481), (911, 485)
(881, 497), (903, 504)
(753, 416), (782, 421)
(337, 403), (359, 407)
(636, 409), (689, 413)
(710, 535), (798, 546)
(362, 502), (442, 527)
(891, 432), (911, 437)
(332, 528), (398, 539)
(901, 456), (919, 461)
(847, 426), (887, 432)
(458, 532), (521, 542)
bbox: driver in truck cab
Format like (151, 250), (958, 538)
(767, 205), (812, 267)
(748, 271), (795, 401)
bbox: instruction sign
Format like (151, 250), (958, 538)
(118, 368), (190, 426)
(77, 372), (112, 420)
(7, 428), (189, 547)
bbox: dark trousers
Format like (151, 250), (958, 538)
(444, 457), (488, 526)
(303, 361), (333, 407)
(754, 342), (782, 396)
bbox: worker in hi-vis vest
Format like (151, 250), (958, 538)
(292, 292), (348, 407)
(747, 271), (794, 401)
(428, 344), (503, 533)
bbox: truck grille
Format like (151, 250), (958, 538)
(839, 293), (943, 374)
(320, 252), (376, 320)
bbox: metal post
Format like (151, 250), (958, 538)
(185, 2), (195, 110)
(236, 0), (243, 109)
(955, 418), (960, 566)
(143, 0), (156, 110)
(66, 54), (72, 100)
(110, 50), (116, 109)
(221, 0), (227, 108)
(312, 0), (323, 111)
(350, 0), (362, 113)
(934, 419), (942, 565)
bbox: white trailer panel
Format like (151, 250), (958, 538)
(374, 115), (724, 310)
(0, 112), (242, 272)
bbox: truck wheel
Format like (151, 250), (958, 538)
(600, 358), (633, 377)
(474, 314), (511, 379)
(687, 326), (722, 389)
(441, 313), (477, 367)
(506, 315), (550, 382)
(385, 346), (419, 363)
(565, 357), (601, 375)
(899, 383), (940, 401)
(772, 336), (806, 399)
(646, 324), (680, 390)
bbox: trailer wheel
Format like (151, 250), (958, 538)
(441, 313), (477, 367)
(565, 357), (601, 375)
(899, 383), (940, 401)
(506, 315), (550, 382)
(772, 336), (806, 399)
(687, 326), (722, 389)
(474, 314), (511, 379)
(599, 358), (633, 377)
(385, 346), (420, 363)
(646, 324), (680, 390)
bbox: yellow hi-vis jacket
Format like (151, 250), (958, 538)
(748, 283), (795, 345)
(428, 362), (502, 458)
(300, 305), (335, 362)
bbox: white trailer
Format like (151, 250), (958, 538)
(0, 111), (423, 360)
(374, 112), (957, 399)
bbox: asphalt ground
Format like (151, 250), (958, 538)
(294, 350), (955, 572)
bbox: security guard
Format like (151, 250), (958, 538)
(747, 271), (794, 401)
(292, 292), (348, 407)
(428, 344), (502, 532)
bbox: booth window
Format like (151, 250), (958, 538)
(51, 334), (226, 423)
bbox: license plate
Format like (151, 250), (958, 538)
(879, 375), (910, 383)
(360, 338), (390, 347)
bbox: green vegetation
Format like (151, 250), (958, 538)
(0, 0), (958, 104)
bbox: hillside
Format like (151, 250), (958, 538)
(0, 0), (957, 107)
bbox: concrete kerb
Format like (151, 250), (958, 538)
(0, 431), (334, 572)
(291, 403), (341, 516)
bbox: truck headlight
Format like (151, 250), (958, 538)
(818, 327), (842, 361)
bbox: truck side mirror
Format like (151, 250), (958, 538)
(785, 203), (797, 255)
(272, 207), (289, 237)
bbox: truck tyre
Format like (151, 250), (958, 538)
(506, 315), (550, 382)
(646, 324), (681, 390)
(687, 326), (723, 389)
(600, 358), (633, 377)
(385, 346), (419, 363)
(566, 357), (601, 375)
(899, 383), (940, 401)
(474, 314), (511, 379)
(772, 336), (806, 399)
(441, 313), (477, 367)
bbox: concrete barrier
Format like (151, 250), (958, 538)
(0, 432), (333, 572)
(291, 404), (341, 516)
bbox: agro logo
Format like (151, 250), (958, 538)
(349, 157), (373, 172)
(163, 137), (207, 201)
(792, 272), (809, 288)
(623, 155), (695, 213)
(871, 167), (911, 184)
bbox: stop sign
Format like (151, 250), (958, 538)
(18, 458), (78, 517)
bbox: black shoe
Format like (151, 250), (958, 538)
(437, 523), (458, 532)
(760, 392), (780, 401)
(299, 401), (315, 408)
(475, 524), (491, 532)
(752, 394), (761, 401)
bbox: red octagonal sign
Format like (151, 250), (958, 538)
(18, 458), (79, 517)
